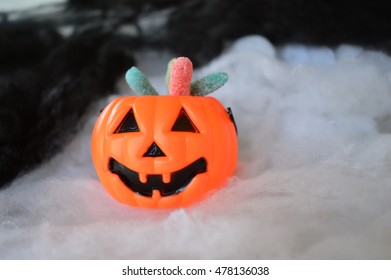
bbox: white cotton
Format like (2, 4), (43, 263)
(1, 35), (391, 259)
(0, 0), (64, 12)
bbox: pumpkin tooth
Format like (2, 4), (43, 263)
(152, 189), (161, 200)
(139, 173), (148, 183)
(162, 173), (171, 183)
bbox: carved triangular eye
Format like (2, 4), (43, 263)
(171, 108), (199, 132)
(115, 109), (140, 133)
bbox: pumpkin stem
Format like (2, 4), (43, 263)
(125, 67), (158, 96)
(169, 57), (192, 96)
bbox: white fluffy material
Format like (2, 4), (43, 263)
(0, 0), (64, 12)
(1, 35), (391, 259)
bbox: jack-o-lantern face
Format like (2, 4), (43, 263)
(91, 95), (237, 208)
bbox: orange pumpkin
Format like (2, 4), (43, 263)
(91, 95), (237, 208)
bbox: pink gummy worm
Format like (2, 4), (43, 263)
(169, 57), (193, 96)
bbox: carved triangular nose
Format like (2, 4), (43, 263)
(143, 142), (166, 157)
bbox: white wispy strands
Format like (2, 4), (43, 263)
(1, 35), (391, 259)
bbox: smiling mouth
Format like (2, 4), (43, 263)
(108, 158), (207, 197)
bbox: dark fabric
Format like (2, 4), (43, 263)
(166, 0), (391, 65)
